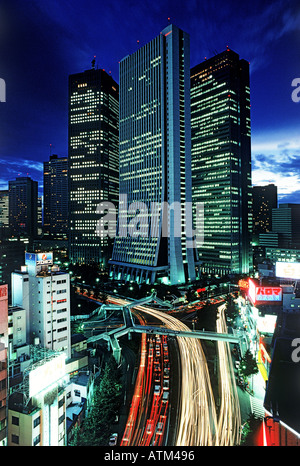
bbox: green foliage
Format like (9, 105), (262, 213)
(224, 295), (239, 320)
(239, 349), (259, 378)
(240, 413), (262, 446)
(72, 356), (122, 446)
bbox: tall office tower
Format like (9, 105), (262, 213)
(272, 203), (300, 248)
(252, 184), (278, 243)
(43, 155), (68, 237)
(0, 285), (8, 446)
(68, 66), (119, 267)
(109, 24), (196, 285)
(0, 190), (9, 237)
(11, 252), (71, 358)
(191, 49), (252, 276)
(8, 177), (38, 239)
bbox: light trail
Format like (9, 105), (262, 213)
(120, 313), (147, 446)
(216, 304), (242, 445)
(109, 296), (241, 446)
(133, 305), (219, 446)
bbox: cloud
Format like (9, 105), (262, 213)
(251, 129), (300, 201)
(0, 157), (44, 191)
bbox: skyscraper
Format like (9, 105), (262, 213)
(252, 184), (278, 243)
(43, 154), (68, 237)
(109, 24), (197, 285)
(191, 49), (252, 275)
(68, 66), (119, 267)
(271, 203), (300, 248)
(0, 190), (9, 237)
(8, 177), (38, 239)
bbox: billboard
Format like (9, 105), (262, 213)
(29, 353), (66, 398)
(276, 262), (300, 280)
(25, 252), (53, 267)
(257, 315), (277, 334)
(248, 279), (282, 305)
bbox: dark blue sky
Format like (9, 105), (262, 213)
(0, 0), (299, 202)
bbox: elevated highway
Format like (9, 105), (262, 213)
(86, 294), (242, 362)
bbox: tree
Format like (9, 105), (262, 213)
(72, 356), (122, 446)
(239, 349), (259, 378)
(225, 295), (239, 320)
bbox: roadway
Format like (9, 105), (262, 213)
(109, 297), (241, 446)
(79, 291), (243, 446)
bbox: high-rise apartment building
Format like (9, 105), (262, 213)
(109, 24), (197, 285)
(191, 49), (252, 275)
(8, 177), (38, 239)
(68, 66), (119, 267)
(252, 184), (278, 243)
(43, 154), (68, 237)
(11, 252), (71, 358)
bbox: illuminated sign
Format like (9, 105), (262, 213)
(276, 262), (300, 280)
(29, 353), (66, 398)
(259, 342), (272, 364)
(248, 279), (256, 304)
(248, 279), (282, 305)
(257, 315), (277, 334)
(25, 252), (53, 267)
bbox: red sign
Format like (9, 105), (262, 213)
(0, 285), (8, 300)
(248, 280), (282, 305)
(197, 288), (206, 294)
(256, 287), (281, 298)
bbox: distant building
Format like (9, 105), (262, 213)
(265, 247), (300, 265)
(259, 203), (300, 249)
(252, 184), (278, 244)
(110, 24), (197, 285)
(0, 239), (25, 291)
(272, 204), (300, 249)
(0, 284), (8, 446)
(8, 177), (38, 239)
(43, 155), (68, 237)
(0, 190), (9, 237)
(68, 67), (119, 267)
(191, 49), (252, 275)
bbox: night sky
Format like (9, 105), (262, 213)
(0, 0), (299, 202)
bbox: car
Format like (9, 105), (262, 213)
(235, 361), (240, 369)
(109, 433), (118, 446)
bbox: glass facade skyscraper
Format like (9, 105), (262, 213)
(8, 177), (38, 239)
(252, 184), (278, 244)
(68, 67), (119, 267)
(191, 49), (252, 275)
(109, 24), (197, 285)
(43, 154), (68, 237)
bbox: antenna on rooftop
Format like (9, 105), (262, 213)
(91, 55), (96, 69)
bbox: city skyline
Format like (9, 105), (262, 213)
(0, 0), (300, 203)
